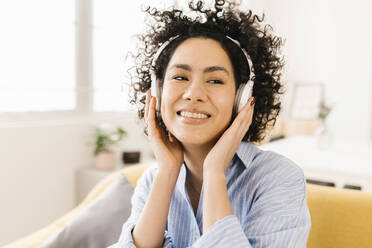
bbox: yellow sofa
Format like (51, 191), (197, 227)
(3, 164), (372, 248)
(306, 183), (372, 247)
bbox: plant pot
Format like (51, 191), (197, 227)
(95, 151), (116, 171)
(122, 151), (141, 165)
(315, 119), (333, 150)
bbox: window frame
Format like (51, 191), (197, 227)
(1, 0), (134, 124)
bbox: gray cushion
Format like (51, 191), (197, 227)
(39, 174), (134, 248)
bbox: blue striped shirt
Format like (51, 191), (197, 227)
(109, 141), (311, 247)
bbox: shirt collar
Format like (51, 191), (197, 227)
(235, 141), (260, 168)
(176, 141), (260, 197)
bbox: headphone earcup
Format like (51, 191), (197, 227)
(234, 81), (253, 114)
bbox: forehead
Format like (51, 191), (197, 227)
(167, 37), (234, 72)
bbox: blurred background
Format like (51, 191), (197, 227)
(0, 0), (371, 246)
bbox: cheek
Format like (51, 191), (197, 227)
(160, 86), (177, 119)
(216, 90), (235, 115)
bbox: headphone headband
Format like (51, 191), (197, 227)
(151, 35), (254, 81)
(225, 36), (255, 83)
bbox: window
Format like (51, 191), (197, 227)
(0, 0), (181, 116)
(0, 0), (75, 112)
(92, 0), (180, 112)
(93, 0), (145, 112)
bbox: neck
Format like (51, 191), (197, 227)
(182, 140), (216, 191)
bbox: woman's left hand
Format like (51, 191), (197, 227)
(204, 97), (256, 176)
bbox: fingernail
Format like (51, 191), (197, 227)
(250, 97), (256, 106)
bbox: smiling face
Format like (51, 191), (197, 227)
(160, 37), (236, 146)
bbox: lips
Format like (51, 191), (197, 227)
(177, 109), (211, 118)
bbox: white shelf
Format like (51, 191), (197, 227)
(259, 135), (372, 192)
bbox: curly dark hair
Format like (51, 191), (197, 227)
(128, 0), (284, 144)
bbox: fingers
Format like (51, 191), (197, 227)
(168, 131), (174, 143)
(242, 96), (256, 113)
(147, 94), (157, 135)
(145, 89), (151, 123)
(234, 97), (255, 121)
(145, 89), (157, 138)
(230, 97), (256, 136)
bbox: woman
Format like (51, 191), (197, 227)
(110, 1), (311, 247)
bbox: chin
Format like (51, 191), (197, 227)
(174, 131), (220, 147)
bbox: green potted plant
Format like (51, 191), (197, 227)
(316, 99), (333, 150)
(318, 99), (332, 123)
(94, 125), (127, 171)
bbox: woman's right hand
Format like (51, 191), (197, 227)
(145, 89), (184, 173)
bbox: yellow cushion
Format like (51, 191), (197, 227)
(306, 184), (372, 248)
(3, 164), (150, 248)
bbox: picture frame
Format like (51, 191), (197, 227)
(290, 82), (324, 119)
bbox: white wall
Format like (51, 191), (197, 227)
(0, 115), (151, 246)
(0, 122), (91, 245)
(248, 0), (372, 142)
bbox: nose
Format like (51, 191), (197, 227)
(182, 79), (208, 103)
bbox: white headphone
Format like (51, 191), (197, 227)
(150, 35), (255, 115)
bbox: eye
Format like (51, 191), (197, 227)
(207, 79), (223, 84)
(173, 76), (188, 81)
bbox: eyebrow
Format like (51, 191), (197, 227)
(169, 64), (230, 76)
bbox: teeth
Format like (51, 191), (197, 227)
(180, 111), (209, 119)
